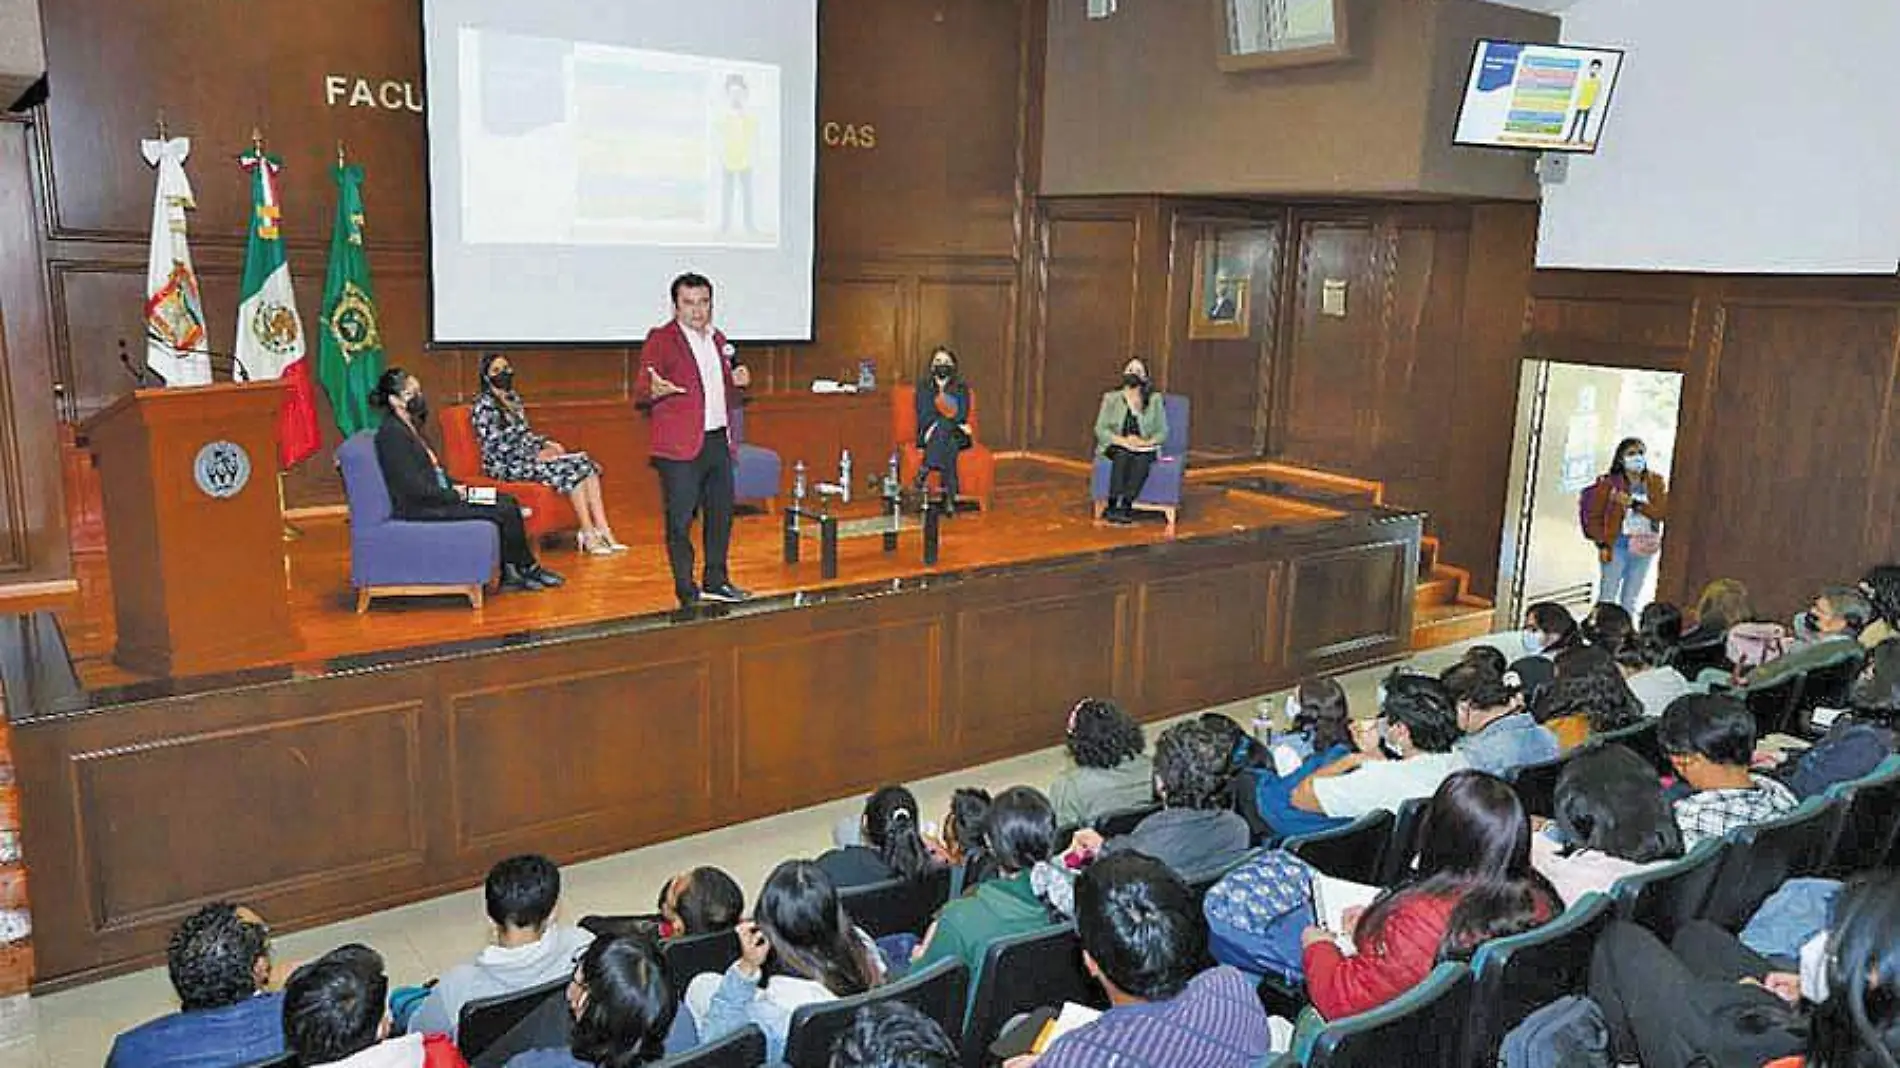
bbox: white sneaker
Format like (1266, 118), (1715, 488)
(583, 532), (615, 556)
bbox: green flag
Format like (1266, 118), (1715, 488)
(318, 160), (385, 438)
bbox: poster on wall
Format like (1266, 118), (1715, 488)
(1453, 39), (1625, 154)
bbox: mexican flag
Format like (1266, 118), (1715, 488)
(141, 136), (211, 386)
(318, 158), (386, 438)
(235, 146), (322, 468)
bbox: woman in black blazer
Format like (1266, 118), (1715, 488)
(370, 367), (562, 592)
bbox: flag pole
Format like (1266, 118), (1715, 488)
(249, 126), (301, 542)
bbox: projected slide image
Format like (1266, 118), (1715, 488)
(1453, 40), (1624, 153)
(458, 28), (783, 248)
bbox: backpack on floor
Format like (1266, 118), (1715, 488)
(1499, 995), (1612, 1068)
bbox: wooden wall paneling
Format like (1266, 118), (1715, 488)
(0, 120), (67, 581)
(1276, 214), (1381, 470)
(1162, 207), (1287, 457)
(1524, 272), (1700, 373)
(1136, 561), (1282, 714)
(1282, 526), (1419, 673)
(1029, 200), (1149, 455)
(916, 270), (1019, 446)
(952, 583), (1127, 759)
(793, 276), (906, 389)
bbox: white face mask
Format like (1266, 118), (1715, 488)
(1521, 629), (1546, 654)
(1798, 931), (1831, 1003)
(1623, 454), (1647, 475)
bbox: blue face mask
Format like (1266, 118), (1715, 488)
(1521, 629), (1546, 654)
(1623, 454), (1647, 475)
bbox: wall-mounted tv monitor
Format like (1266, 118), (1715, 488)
(1453, 39), (1625, 154)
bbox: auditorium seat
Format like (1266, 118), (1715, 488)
(1508, 755), (1567, 819)
(651, 1023), (766, 1068)
(892, 383), (996, 512)
(839, 869), (952, 939)
(1284, 809), (1394, 886)
(1824, 757), (1900, 875)
(457, 975), (569, 1060)
(1377, 798), (1431, 887)
(1090, 393), (1190, 532)
(1093, 803), (1162, 838)
(1593, 719), (1667, 776)
(1287, 962), (1473, 1068)
(1789, 653), (1864, 735)
(1461, 893), (1614, 1068)
(960, 924), (1102, 1068)
(438, 404), (579, 542)
(336, 432), (499, 612)
(662, 929), (743, 999)
(1741, 673), (1804, 739)
(1698, 795), (1846, 931)
(1610, 837), (1725, 942)
(782, 957), (968, 1068)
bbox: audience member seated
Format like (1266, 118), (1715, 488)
(1049, 699), (1154, 829)
(1746, 585), (1871, 688)
(409, 855), (594, 1039)
(1460, 644), (1510, 677)
(1680, 577), (1753, 654)
(106, 902), (286, 1068)
(1289, 673), (1467, 821)
(471, 353), (623, 555)
(285, 944), (467, 1068)
(1511, 602), (1585, 699)
(820, 785), (944, 890)
(502, 935), (692, 1068)
(915, 787), (1064, 1016)
(1069, 720), (1252, 883)
(688, 860), (883, 1063)
(1298, 771), (1560, 1022)
(1658, 694), (1798, 848)
(1028, 853), (1271, 1068)
(1530, 744), (1685, 907)
(1588, 873), (1900, 1068)
(1855, 564), (1900, 649)
(932, 786), (998, 896)
(1444, 662), (1558, 777)
(371, 367), (560, 593)
(659, 867), (746, 940)
(1767, 638), (1900, 800)
(830, 1002), (960, 1068)
(1250, 677), (1355, 840)
(1533, 647), (1645, 750)
(1619, 602), (1697, 715)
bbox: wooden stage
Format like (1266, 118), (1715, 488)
(6, 458), (1425, 989)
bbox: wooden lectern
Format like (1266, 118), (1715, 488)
(81, 382), (300, 676)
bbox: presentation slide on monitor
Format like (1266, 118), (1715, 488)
(423, 0), (817, 344)
(1454, 40), (1624, 153)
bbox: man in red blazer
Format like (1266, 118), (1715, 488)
(634, 272), (752, 608)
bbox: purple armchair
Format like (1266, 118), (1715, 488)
(729, 404), (782, 512)
(1090, 393), (1190, 533)
(337, 432), (500, 612)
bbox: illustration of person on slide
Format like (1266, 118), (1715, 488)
(719, 73), (758, 234)
(1566, 58), (1603, 143)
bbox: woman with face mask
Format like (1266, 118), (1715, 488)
(912, 346), (973, 514)
(1092, 357), (1169, 525)
(370, 367), (560, 592)
(1581, 437), (1670, 613)
(471, 353), (622, 556)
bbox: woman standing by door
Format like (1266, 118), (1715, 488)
(1581, 438), (1668, 614)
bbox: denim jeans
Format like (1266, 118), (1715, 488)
(1598, 535), (1654, 613)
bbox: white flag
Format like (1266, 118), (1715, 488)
(141, 137), (211, 387)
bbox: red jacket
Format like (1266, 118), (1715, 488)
(633, 320), (742, 462)
(1303, 892), (1457, 1021)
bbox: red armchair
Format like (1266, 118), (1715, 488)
(892, 384), (995, 512)
(438, 405), (580, 543)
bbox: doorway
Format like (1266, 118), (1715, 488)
(1497, 361), (1685, 625)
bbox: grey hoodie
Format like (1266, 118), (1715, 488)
(407, 924), (593, 1039)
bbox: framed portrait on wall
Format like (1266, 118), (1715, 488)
(1189, 232), (1253, 340)
(1219, 0), (1352, 73)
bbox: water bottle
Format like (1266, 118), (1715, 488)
(793, 460), (807, 504)
(840, 449), (853, 504)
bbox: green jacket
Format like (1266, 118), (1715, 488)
(916, 871), (1052, 1021)
(1093, 390), (1169, 455)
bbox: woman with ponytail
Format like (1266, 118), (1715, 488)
(503, 935), (693, 1068)
(818, 785), (944, 890)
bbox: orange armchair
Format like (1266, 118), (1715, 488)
(892, 384), (995, 512)
(438, 405), (579, 543)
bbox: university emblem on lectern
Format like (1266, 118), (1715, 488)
(193, 441), (252, 499)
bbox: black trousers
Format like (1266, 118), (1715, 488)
(1103, 445), (1156, 501)
(920, 425), (964, 497)
(1588, 920), (1806, 1068)
(408, 494), (535, 571)
(654, 430), (735, 601)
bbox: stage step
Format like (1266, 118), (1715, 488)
(1411, 533), (1495, 651)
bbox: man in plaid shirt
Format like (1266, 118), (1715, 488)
(1659, 694), (1798, 848)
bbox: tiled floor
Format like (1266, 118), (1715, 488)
(1, 636), (1498, 1067)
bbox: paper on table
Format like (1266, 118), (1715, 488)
(1311, 872), (1381, 956)
(1032, 1002), (1104, 1053)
